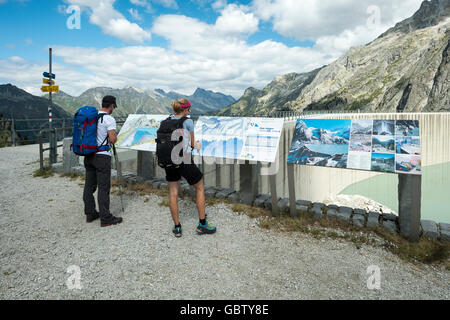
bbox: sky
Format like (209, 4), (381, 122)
(0, 0), (424, 98)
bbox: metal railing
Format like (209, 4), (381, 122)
(1, 117), (128, 147)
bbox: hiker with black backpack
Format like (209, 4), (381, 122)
(73, 95), (123, 227)
(156, 98), (216, 237)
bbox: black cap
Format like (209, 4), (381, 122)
(102, 95), (117, 108)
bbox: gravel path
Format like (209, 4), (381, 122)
(0, 144), (449, 300)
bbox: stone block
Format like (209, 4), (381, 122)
(263, 198), (273, 211)
(440, 229), (450, 242)
(145, 179), (155, 186)
(421, 220), (438, 240)
(313, 202), (325, 209)
(296, 204), (309, 215)
(136, 176), (145, 184)
(382, 213), (398, 222)
(205, 189), (217, 199)
(336, 210), (352, 224)
(159, 182), (168, 189)
(383, 220), (398, 234)
(216, 188), (235, 199)
(327, 204), (339, 210)
(72, 166), (86, 176)
(296, 200), (312, 207)
(51, 163), (64, 174)
(326, 208), (338, 219)
(253, 194), (271, 208)
(227, 192), (240, 203)
(310, 206), (323, 219)
(367, 211), (380, 228)
(439, 223), (450, 231)
(277, 198), (290, 213)
(63, 138), (80, 174)
(352, 213), (366, 228)
(152, 181), (162, 189)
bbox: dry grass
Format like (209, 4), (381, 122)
(33, 168), (54, 178)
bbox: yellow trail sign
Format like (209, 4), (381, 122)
(43, 78), (55, 85)
(41, 85), (59, 93)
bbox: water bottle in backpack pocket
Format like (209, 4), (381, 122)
(72, 106), (109, 156)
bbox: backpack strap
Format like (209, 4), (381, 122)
(96, 113), (110, 152)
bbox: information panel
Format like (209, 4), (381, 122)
(194, 116), (284, 163)
(287, 119), (421, 175)
(116, 114), (168, 151)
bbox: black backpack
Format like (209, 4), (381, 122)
(155, 116), (188, 169)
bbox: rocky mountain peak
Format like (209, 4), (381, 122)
(380, 0), (450, 37)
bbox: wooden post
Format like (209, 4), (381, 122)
(137, 150), (155, 181)
(239, 160), (259, 205)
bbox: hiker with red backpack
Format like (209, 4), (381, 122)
(156, 98), (216, 237)
(73, 95), (123, 227)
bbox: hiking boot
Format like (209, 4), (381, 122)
(172, 225), (182, 238)
(86, 211), (100, 223)
(100, 216), (123, 227)
(196, 221), (216, 235)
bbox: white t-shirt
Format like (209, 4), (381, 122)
(97, 111), (116, 156)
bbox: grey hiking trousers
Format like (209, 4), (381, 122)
(83, 154), (113, 221)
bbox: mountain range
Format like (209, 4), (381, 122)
(48, 86), (235, 117)
(220, 0), (450, 116)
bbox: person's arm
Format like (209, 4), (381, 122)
(108, 130), (117, 144)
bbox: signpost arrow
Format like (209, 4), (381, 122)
(43, 72), (55, 79)
(43, 78), (55, 85)
(41, 85), (59, 93)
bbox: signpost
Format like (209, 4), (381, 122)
(41, 48), (58, 164)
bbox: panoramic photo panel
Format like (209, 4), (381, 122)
(396, 136), (421, 154)
(371, 153), (395, 173)
(395, 120), (420, 136)
(395, 154), (422, 174)
(372, 135), (395, 153)
(373, 120), (395, 135)
(287, 119), (351, 168)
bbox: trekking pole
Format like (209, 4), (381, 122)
(112, 144), (125, 213)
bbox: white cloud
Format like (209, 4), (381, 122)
(66, 0), (151, 43)
(250, 0), (423, 59)
(211, 0), (226, 10)
(215, 4), (259, 35)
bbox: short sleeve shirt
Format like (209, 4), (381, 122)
(97, 111), (116, 156)
(170, 115), (194, 154)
